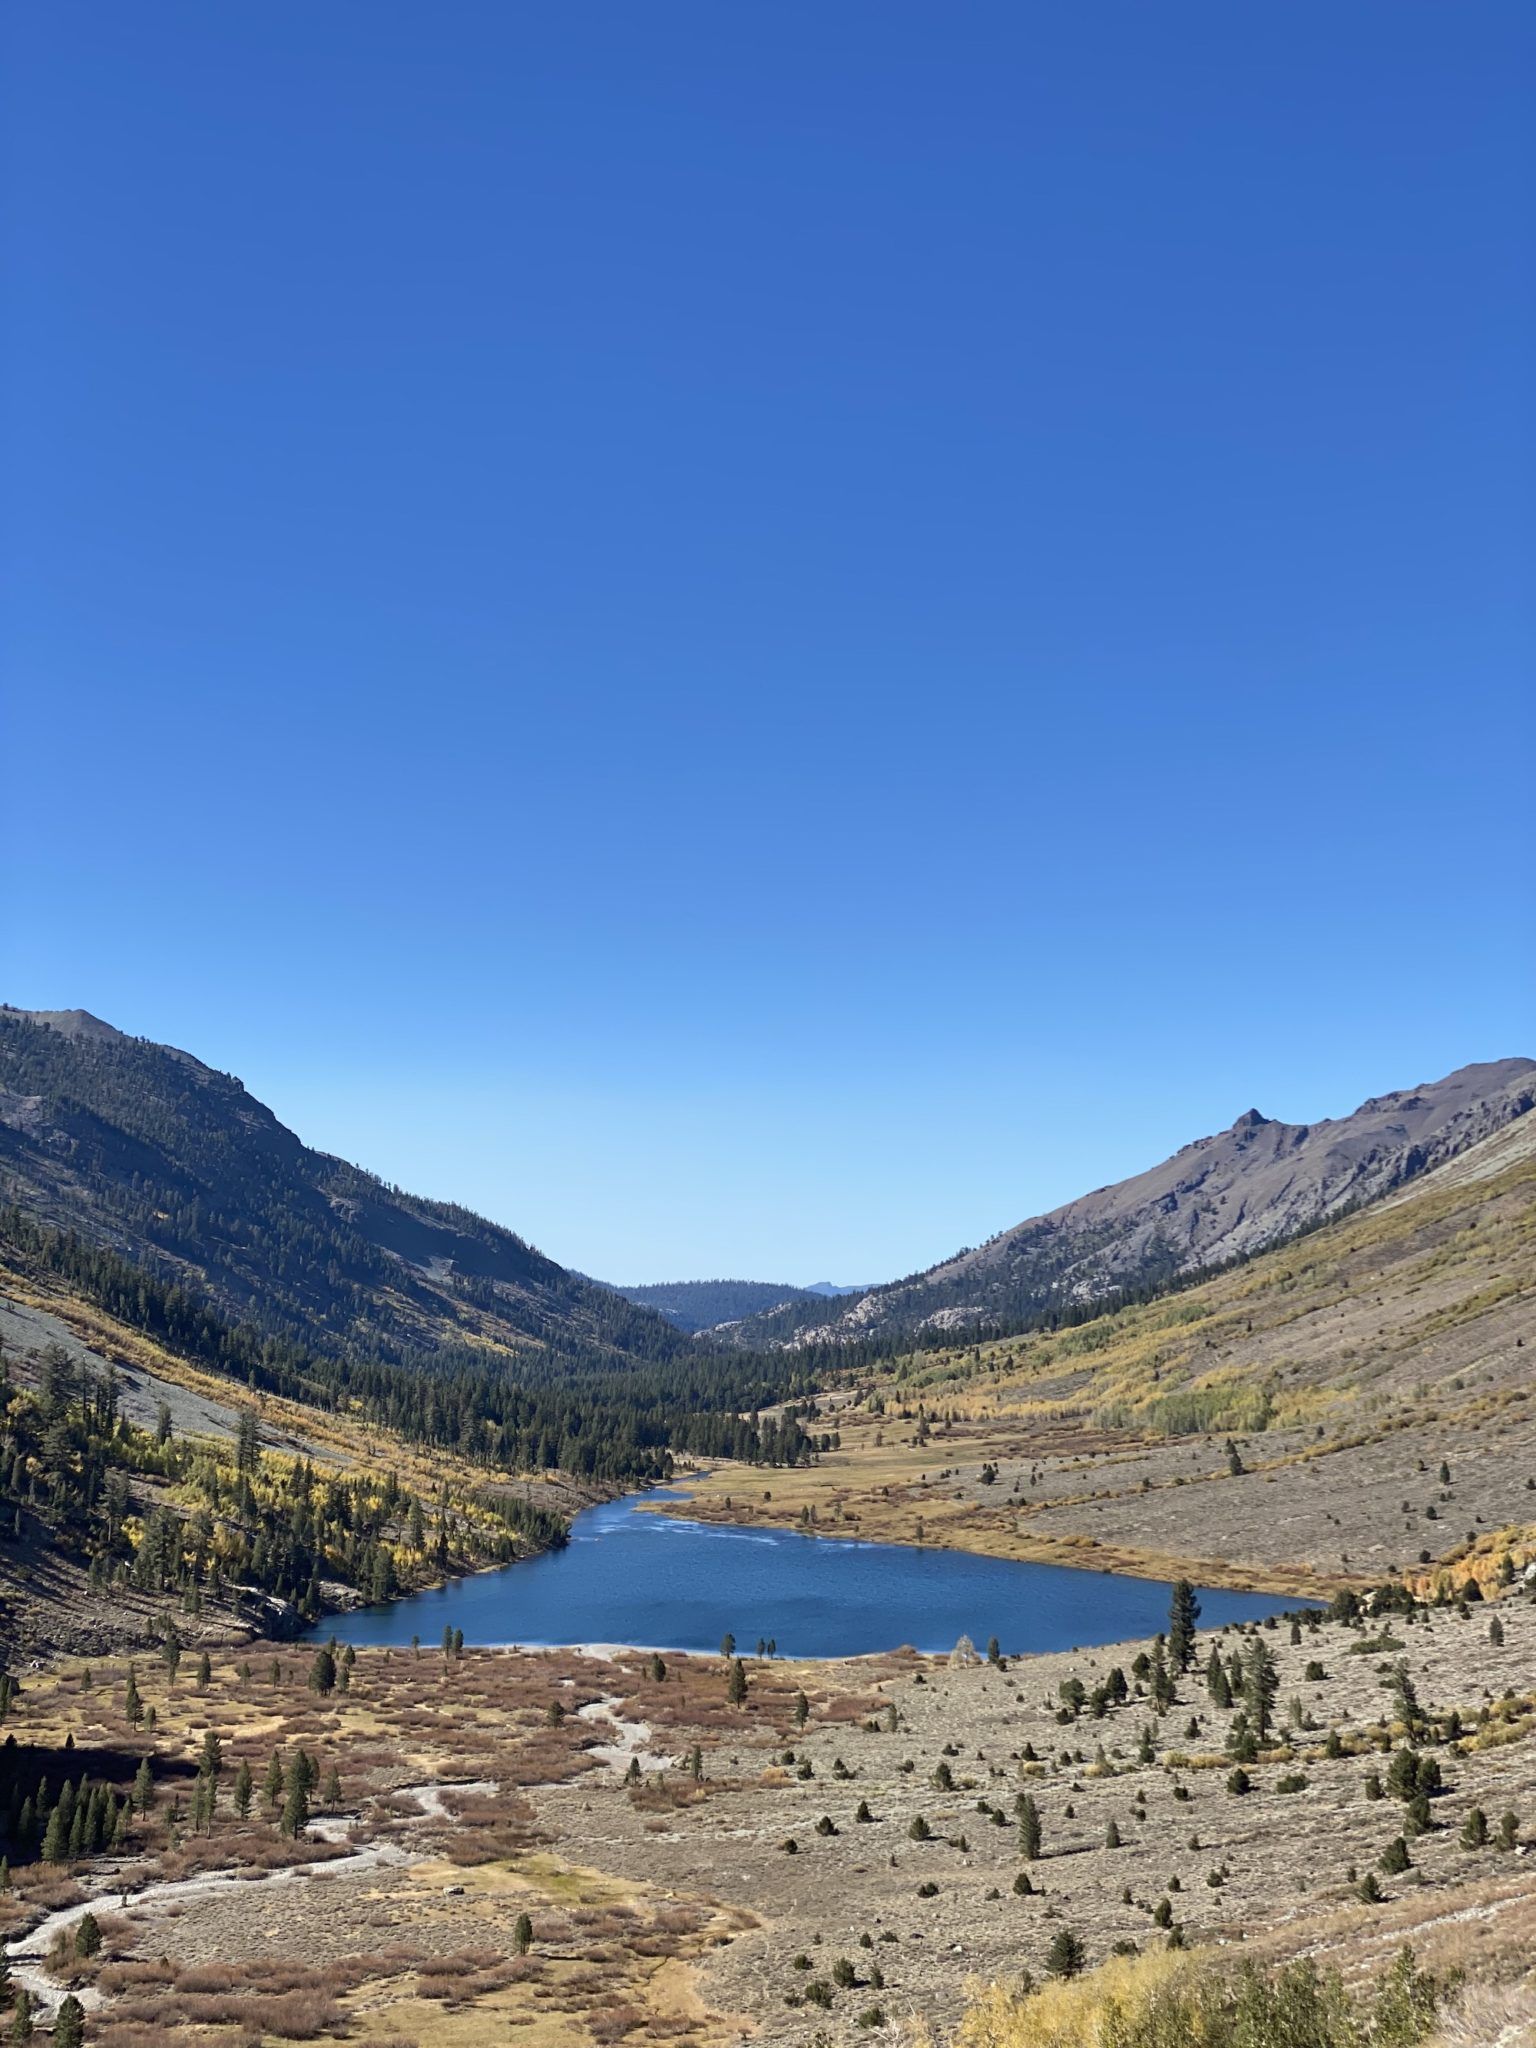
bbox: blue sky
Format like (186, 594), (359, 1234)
(4, 3), (1532, 1284)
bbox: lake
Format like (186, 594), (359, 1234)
(314, 1487), (1311, 1658)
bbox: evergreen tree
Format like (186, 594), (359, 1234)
(41, 1804), (69, 1864)
(1168, 1581), (1200, 1672)
(1017, 1793), (1042, 1860)
(280, 1768), (310, 1840)
(1206, 1645), (1232, 1709)
(1243, 1639), (1278, 1742)
(1045, 1928), (1085, 1978)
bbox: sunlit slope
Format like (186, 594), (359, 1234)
(909, 1110), (1535, 1432)
(726, 1060), (1534, 1348)
(673, 1118), (1536, 1590)
(0, 1242), (594, 1659)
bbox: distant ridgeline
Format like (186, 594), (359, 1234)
(607, 1278), (830, 1333)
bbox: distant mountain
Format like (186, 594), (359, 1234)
(725, 1059), (1536, 1348)
(0, 1007), (694, 1375)
(803, 1281), (870, 1297)
(609, 1279), (825, 1333)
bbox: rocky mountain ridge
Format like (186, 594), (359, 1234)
(724, 1057), (1536, 1346)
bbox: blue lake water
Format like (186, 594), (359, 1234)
(315, 1487), (1310, 1658)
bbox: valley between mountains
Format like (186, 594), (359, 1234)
(1, 1006), (1534, 2046)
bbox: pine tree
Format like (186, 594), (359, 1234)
(1045, 1928), (1085, 1978)
(728, 1658), (748, 1706)
(308, 1646), (337, 1695)
(124, 1667), (143, 1725)
(280, 1771), (310, 1840)
(1243, 1639), (1278, 1742)
(1016, 1793), (1042, 1860)
(53, 1998), (84, 2048)
(233, 1761), (253, 1819)
(1168, 1581), (1200, 1672)
(513, 1912), (533, 1954)
(1206, 1645), (1232, 1709)
(1150, 1639), (1175, 1712)
(41, 1803), (69, 1864)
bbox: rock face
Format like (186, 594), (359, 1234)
(730, 1059), (1536, 1346)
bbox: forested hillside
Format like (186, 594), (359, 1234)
(608, 1278), (824, 1332)
(0, 1009), (823, 1494)
(0, 1010), (721, 1378)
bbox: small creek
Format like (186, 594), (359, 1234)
(3, 1775), (504, 2017)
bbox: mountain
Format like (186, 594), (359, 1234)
(0, 1006), (695, 1375)
(725, 1058), (1536, 1348)
(608, 1278), (875, 1332)
(607, 1279), (827, 1333)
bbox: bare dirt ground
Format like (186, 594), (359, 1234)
(5, 1584), (1536, 2045)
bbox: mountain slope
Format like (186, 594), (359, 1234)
(728, 1058), (1536, 1347)
(607, 1278), (829, 1332)
(0, 1007), (692, 1375)
(674, 1108), (1536, 1591)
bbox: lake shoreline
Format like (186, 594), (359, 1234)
(309, 1486), (1315, 1658)
(648, 1464), (1351, 1601)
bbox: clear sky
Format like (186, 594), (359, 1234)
(4, 3), (1532, 1285)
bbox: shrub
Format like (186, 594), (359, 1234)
(953, 1946), (1447, 2048)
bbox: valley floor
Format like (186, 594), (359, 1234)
(5, 1590), (1536, 2045)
